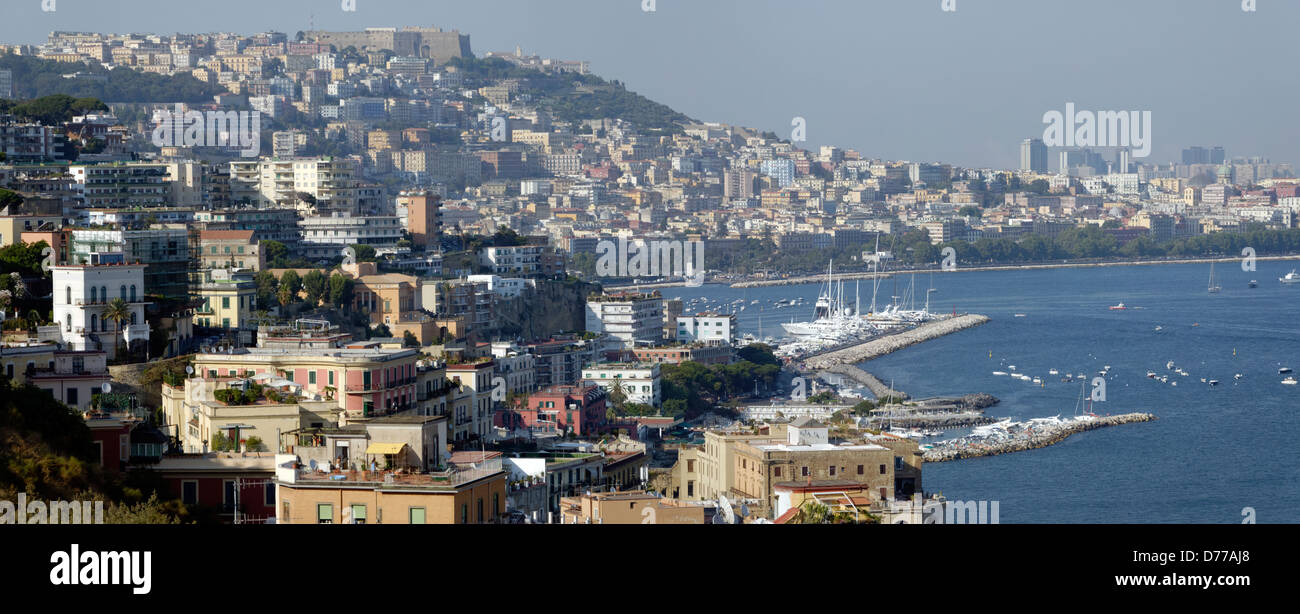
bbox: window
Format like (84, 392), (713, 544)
(90, 286), (97, 302)
(493, 493), (500, 517)
(309, 371), (317, 385)
(223, 480), (235, 512)
(801, 466), (809, 477)
(66, 286), (71, 304)
(895, 456), (904, 470)
(67, 387), (78, 407)
(351, 504), (366, 524)
(879, 464), (887, 475)
(687, 481), (694, 497)
(91, 318), (97, 332)
(222, 297), (230, 309)
(130, 285), (136, 302)
(264, 484), (275, 506)
(857, 465), (864, 475)
(460, 504), (468, 524)
(477, 498), (484, 523)
(181, 481), (198, 505)
(317, 504), (334, 524)
(409, 507), (425, 524)
(774, 467), (781, 477)
(120, 285), (126, 300)
(829, 465), (836, 476)
(328, 371), (334, 386)
(686, 459), (695, 473)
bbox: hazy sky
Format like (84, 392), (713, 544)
(7, 0), (1298, 169)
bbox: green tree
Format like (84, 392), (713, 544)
(402, 330), (419, 348)
(254, 271), (278, 309)
(103, 298), (131, 359)
(328, 273), (354, 308)
(278, 270), (302, 300)
(301, 270), (328, 306)
(353, 244), (377, 262)
(262, 240), (288, 266)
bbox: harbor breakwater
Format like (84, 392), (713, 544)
(803, 314), (991, 370)
(921, 413), (1157, 463)
(821, 363), (910, 400)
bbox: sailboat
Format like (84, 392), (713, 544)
(1208, 263), (1221, 294)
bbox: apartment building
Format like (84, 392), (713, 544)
(191, 344), (422, 421)
(299, 213), (402, 259)
(69, 163), (169, 208)
(675, 313), (737, 344)
(198, 230), (264, 271)
(52, 252), (150, 361)
(497, 383), (607, 436)
(228, 157), (358, 210)
(581, 362), (661, 407)
(192, 269), (258, 335)
(584, 292), (664, 348)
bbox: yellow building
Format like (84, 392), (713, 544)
(199, 230), (263, 271)
(193, 270), (258, 332)
(275, 454), (507, 524)
(0, 214), (62, 247)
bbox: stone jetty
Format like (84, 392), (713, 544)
(921, 413), (1157, 463)
(821, 363), (910, 400)
(731, 271), (893, 289)
(803, 314), (991, 370)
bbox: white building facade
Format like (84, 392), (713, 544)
(52, 253), (150, 360)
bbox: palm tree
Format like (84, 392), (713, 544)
(103, 298), (131, 359)
(608, 377), (627, 410)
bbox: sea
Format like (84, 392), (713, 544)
(662, 260), (1300, 523)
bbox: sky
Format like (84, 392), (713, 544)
(6, 0), (1298, 170)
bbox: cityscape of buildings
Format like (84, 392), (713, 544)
(1, 23), (1297, 526)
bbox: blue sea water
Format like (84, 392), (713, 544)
(663, 261), (1300, 523)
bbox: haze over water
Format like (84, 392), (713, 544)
(665, 261), (1300, 523)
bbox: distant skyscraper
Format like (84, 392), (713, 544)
(1020, 138), (1047, 173)
(1182, 146), (1225, 165)
(1210, 146), (1226, 165)
(0, 69), (12, 99)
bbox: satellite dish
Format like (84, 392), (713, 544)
(185, 366), (194, 375)
(101, 383), (111, 394)
(308, 459), (318, 471)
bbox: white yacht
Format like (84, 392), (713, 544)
(1281, 270), (1300, 285)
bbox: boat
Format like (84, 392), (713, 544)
(1014, 313), (1027, 318)
(1234, 374), (1243, 380)
(1109, 303), (1127, 310)
(1281, 270), (1300, 285)
(1166, 361), (1176, 370)
(1049, 369), (1059, 375)
(1209, 380), (1220, 386)
(1249, 280), (1258, 288)
(992, 371), (1008, 376)
(1147, 371), (1157, 378)
(1208, 263), (1221, 294)
(1280, 367), (1294, 374)
(1283, 377), (1298, 386)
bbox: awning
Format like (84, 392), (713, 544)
(365, 442), (408, 455)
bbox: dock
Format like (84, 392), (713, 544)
(803, 314), (991, 370)
(820, 363), (910, 400)
(921, 413), (1157, 463)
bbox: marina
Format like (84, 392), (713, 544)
(921, 413), (1158, 463)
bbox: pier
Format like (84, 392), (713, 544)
(921, 413), (1157, 463)
(803, 314), (991, 370)
(820, 363), (910, 400)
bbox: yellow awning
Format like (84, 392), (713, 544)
(365, 442), (408, 455)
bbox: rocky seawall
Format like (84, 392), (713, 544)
(804, 314), (991, 370)
(921, 413), (1157, 463)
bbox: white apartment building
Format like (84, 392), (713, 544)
(585, 293), (664, 349)
(298, 213), (403, 260)
(69, 163), (169, 208)
(480, 245), (545, 275)
(228, 157), (358, 209)
(675, 314), (738, 344)
(467, 274), (535, 298)
(581, 363), (661, 407)
(52, 252), (150, 361)
(491, 342), (537, 397)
